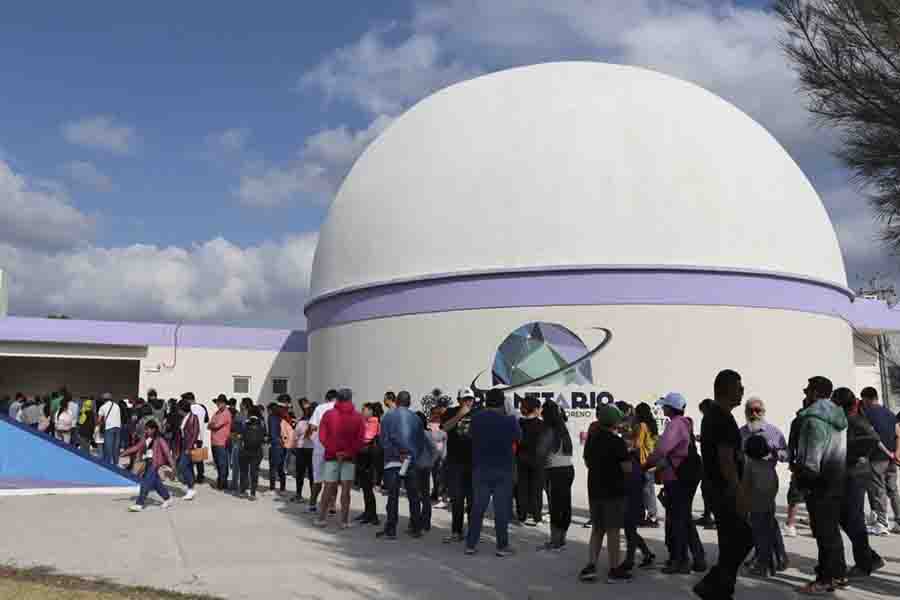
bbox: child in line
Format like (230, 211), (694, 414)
(741, 435), (780, 577)
(580, 404), (633, 584)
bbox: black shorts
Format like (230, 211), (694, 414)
(590, 496), (625, 529)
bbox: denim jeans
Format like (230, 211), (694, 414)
(102, 427), (121, 466)
(663, 480), (705, 563)
(384, 466), (422, 536)
(177, 452), (195, 489)
(138, 466), (171, 506)
(467, 468), (513, 550)
(447, 461), (473, 536)
(269, 446), (286, 490)
(416, 467), (433, 529)
(212, 446), (230, 488)
(842, 469), (880, 571)
(643, 471), (658, 519)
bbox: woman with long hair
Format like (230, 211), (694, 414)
(354, 403), (382, 524)
(292, 401), (316, 503)
(634, 403), (660, 527)
(54, 396), (75, 444)
(538, 400), (575, 551)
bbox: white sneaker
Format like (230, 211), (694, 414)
(161, 499), (173, 510)
(129, 504), (144, 512)
(784, 524), (798, 537)
(867, 524), (888, 537)
(184, 489), (196, 501)
(891, 523), (900, 535)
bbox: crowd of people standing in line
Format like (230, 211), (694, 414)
(4, 371), (900, 597)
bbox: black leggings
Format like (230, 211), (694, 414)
(239, 454), (262, 496)
(545, 465), (574, 532)
(517, 460), (545, 522)
(294, 448), (313, 498)
(356, 445), (378, 518)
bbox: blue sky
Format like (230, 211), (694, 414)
(0, 1), (891, 327)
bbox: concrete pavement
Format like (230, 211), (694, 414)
(2, 482), (900, 600)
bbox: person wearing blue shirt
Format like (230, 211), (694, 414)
(377, 390), (426, 540)
(861, 387), (900, 535)
(465, 388), (522, 557)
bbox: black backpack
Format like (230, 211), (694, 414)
(676, 433), (703, 489)
(243, 420), (266, 453)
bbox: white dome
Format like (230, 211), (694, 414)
(309, 62), (847, 303)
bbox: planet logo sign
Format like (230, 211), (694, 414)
(471, 322), (615, 418)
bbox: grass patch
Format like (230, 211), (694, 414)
(0, 565), (220, 600)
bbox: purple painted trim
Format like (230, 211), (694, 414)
(305, 268), (857, 331)
(0, 317), (307, 352)
(845, 298), (900, 333)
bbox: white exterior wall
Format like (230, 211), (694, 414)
(140, 345), (307, 421)
(0, 269), (7, 317)
(308, 305), (854, 434)
(854, 334), (883, 397)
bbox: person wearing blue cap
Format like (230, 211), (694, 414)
(644, 392), (706, 575)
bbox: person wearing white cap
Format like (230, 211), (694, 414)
(643, 392), (706, 575)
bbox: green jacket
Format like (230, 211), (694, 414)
(791, 398), (848, 497)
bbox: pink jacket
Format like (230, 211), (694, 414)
(644, 415), (694, 482)
(209, 408), (233, 447)
(123, 435), (174, 471)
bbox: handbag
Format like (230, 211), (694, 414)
(132, 460), (146, 477)
(190, 447), (209, 463)
(675, 433), (703, 489)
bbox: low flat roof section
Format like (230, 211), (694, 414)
(847, 298), (900, 335)
(0, 317), (307, 353)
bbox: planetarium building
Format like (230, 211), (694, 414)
(304, 61), (887, 430)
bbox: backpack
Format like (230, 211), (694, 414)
(675, 433), (703, 490)
(243, 420), (266, 453)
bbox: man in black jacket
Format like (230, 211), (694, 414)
(516, 396), (547, 526)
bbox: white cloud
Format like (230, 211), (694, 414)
(0, 159), (94, 251)
(62, 115), (138, 154)
(235, 115), (393, 207)
(300, 29), (481, 116)
(0, 233), (317, 326)
(206, 128), (250, 154)
(62, 160), (115, 192)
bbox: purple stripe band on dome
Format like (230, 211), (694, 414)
(304, 268), (854, 332)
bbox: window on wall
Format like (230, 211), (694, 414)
(272, 377), (289, 395)
(233, 376), (250, 395)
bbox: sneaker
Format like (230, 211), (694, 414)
(306, 505), (318, 513)
(662, 561), (691, 575)
(464, 547), (477, 555)
(408, 530), (424, 539)
(443, 533), (464, 544)
(160, 499), (173, 510)
(376, 530), (397, 540)
(692, 558), (708, 573)
(867, 524), (889, 537)
(784, 524), (798, 537)
(128, 504), (144, 512)
(184, 489), (196, 501)
(579, 563), (598, 582)
(746, 564), (771, 578)
(537, 542), (563, 552)
(313, 519), (328, 528)
(639, 553), (656, 569)
(249, 494), (258, 502)
(607, 567), (633, 584)
(640, 518), (660, 528)
(524, 518), (538, 527)
(495, 547), (515, 557)
(891, 523), (900, 534)
(870, 555), (885, 574)
(620, 560), (635, 572)
(847, 566), (870, 579)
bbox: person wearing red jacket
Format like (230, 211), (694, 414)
(121, 420), (175, 512)
(315, 388), (366, 529)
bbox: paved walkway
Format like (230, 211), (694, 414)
(3, 482), (900, 600)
